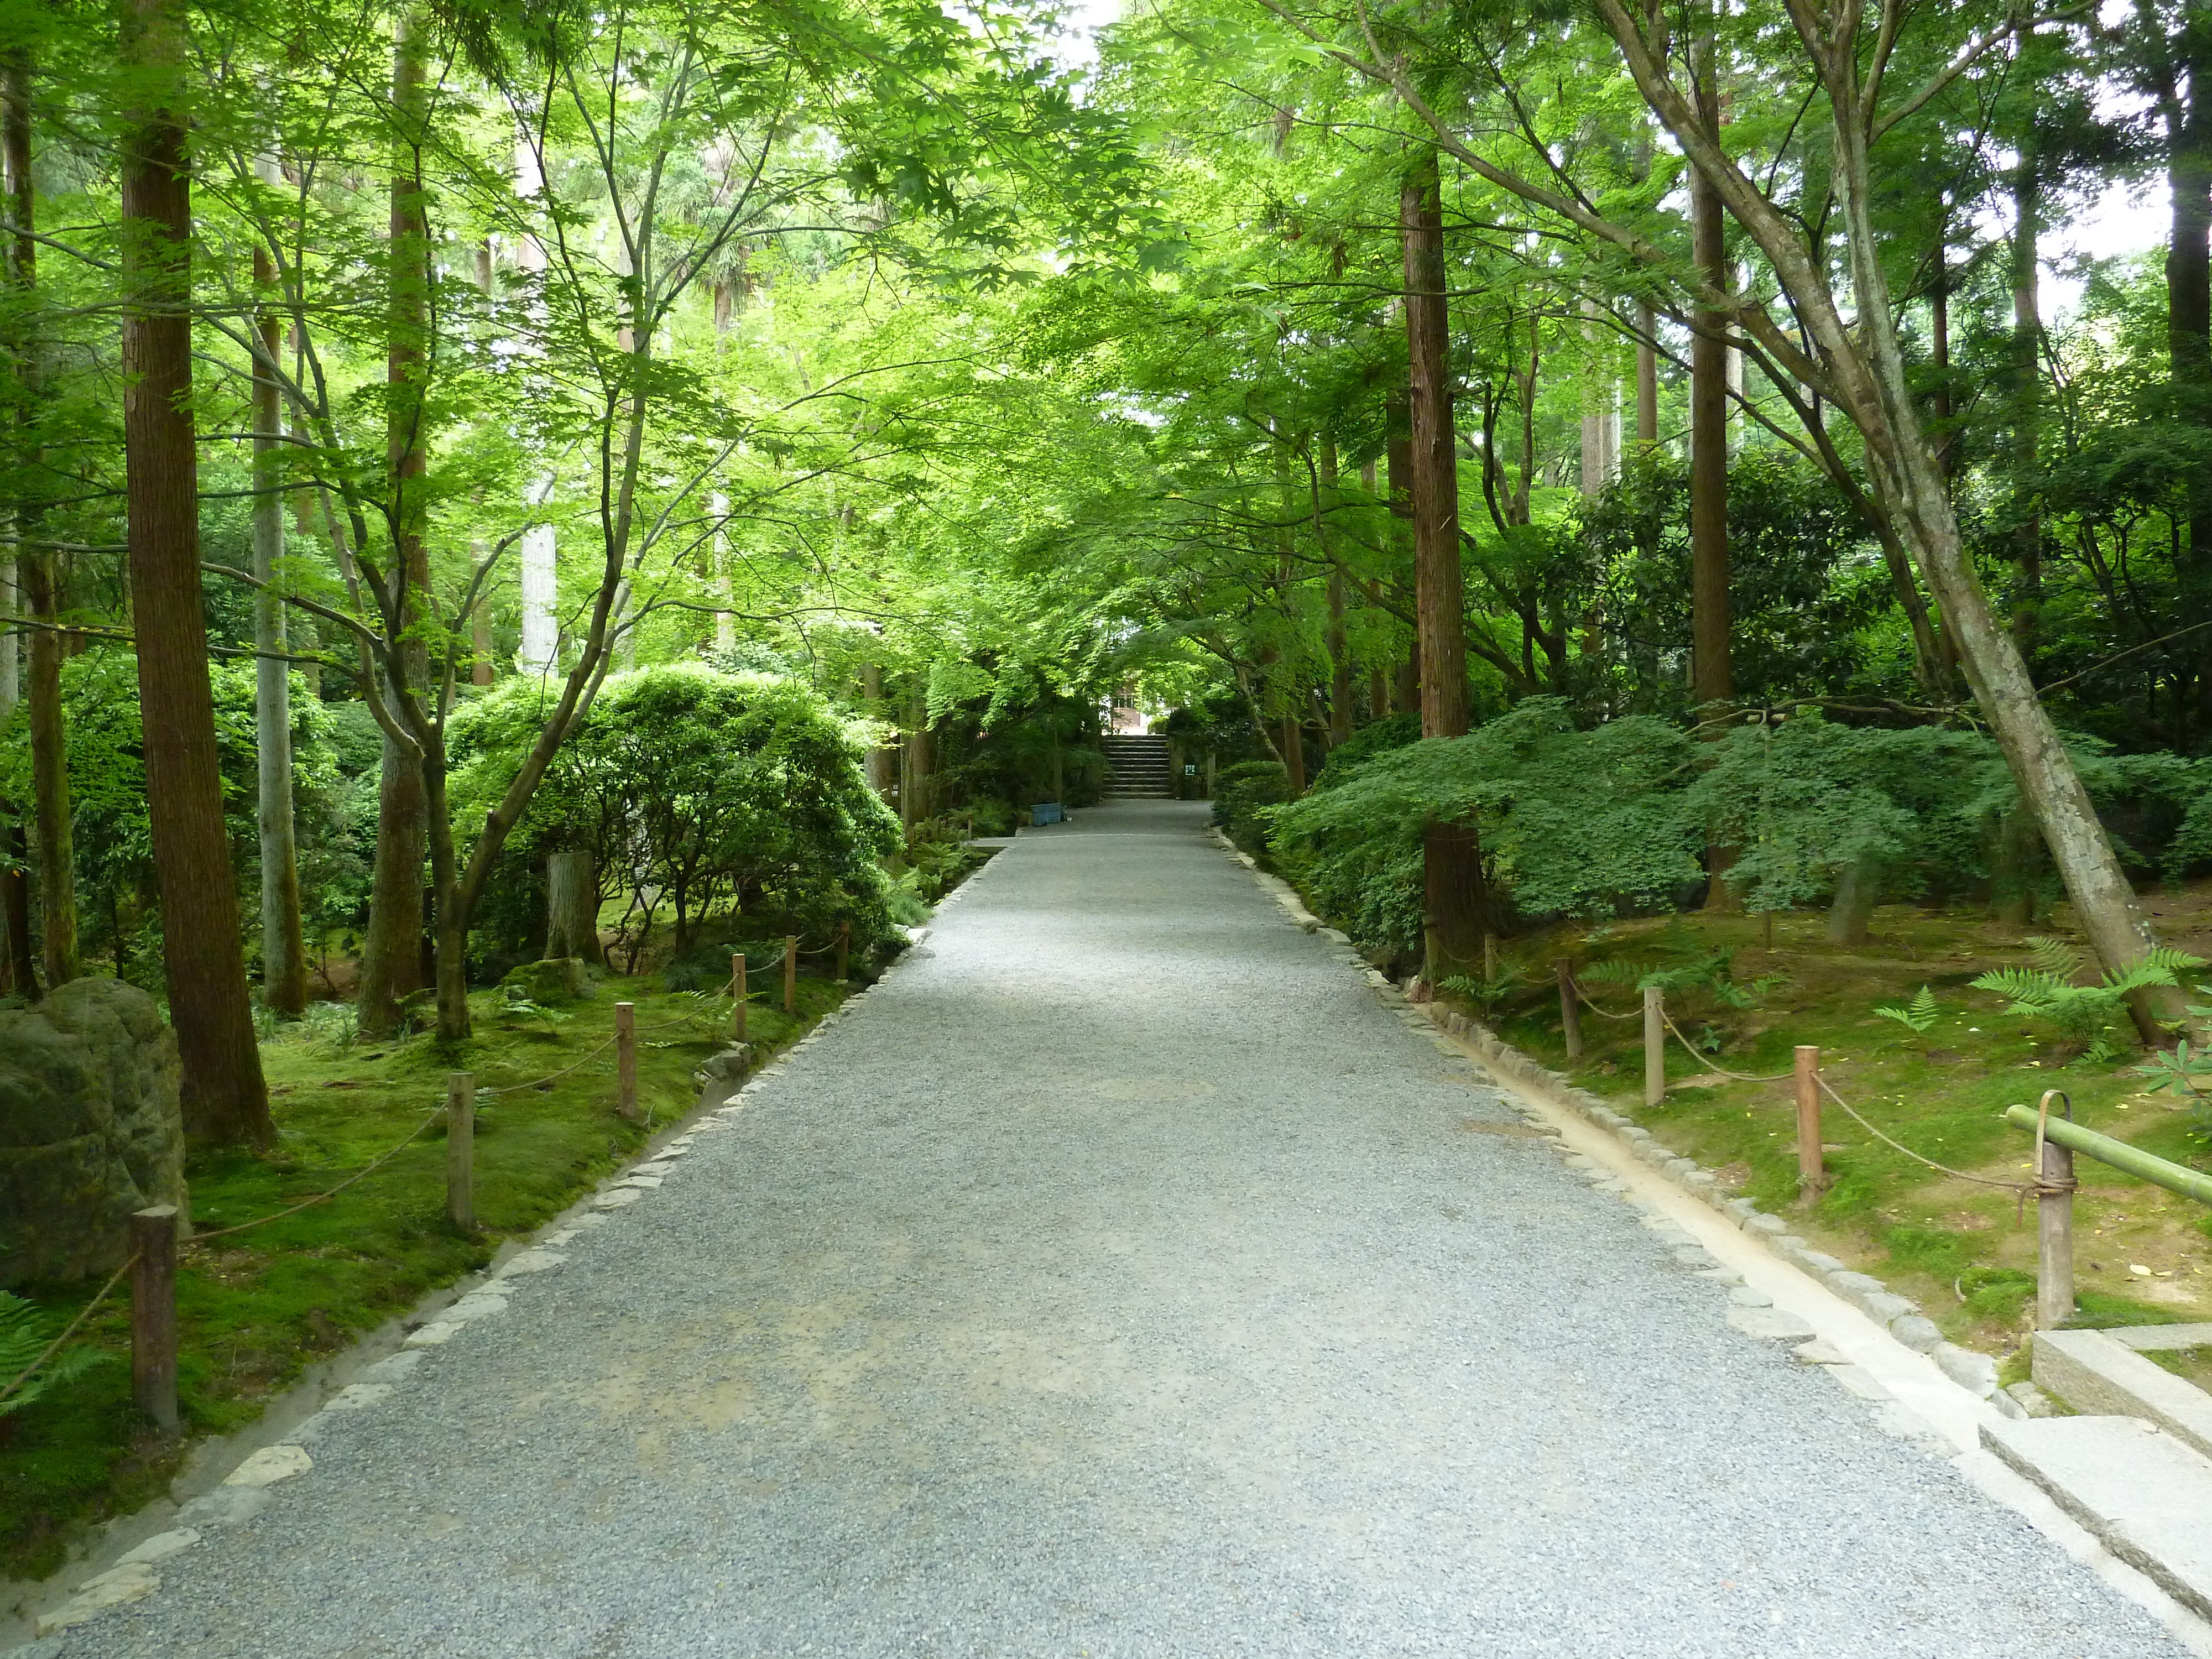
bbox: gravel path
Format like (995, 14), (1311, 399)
(45, 800), (2191, 1657)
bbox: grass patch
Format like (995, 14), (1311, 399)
(1, 968), (848, 1585)
(1428, 900), (2212, 1367)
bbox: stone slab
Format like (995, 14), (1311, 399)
(35, 1563), (159, 1635)
(1728, 1305), (1815, 1342)
(1981, 1415), (2212, 1623)
(2034, 1328), (2212, 1462)
(225, 1444), (312, 1488)
(2109, 1322), (2212, 1353)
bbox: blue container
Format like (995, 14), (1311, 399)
(1030, 802), (1064, 826)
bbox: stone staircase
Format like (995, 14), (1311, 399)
(1100, 734), (1173, 799)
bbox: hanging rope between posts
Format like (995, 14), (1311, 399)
(477, 1033), (619, 1097)
(1567, 975), (1643, 1021)
(0, 1251), (139, 1410)
(1657, 1008), (1794, 1083)
(189, 1107), (447, 1244)
(1812, 1074), (2072, 1214)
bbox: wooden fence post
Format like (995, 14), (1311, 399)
(2038, 1105), (2076, 1329)
(446, 1072), (475, 1231)
(732, 952), (747, 1043)
(835, 921), (850, 983)
(783, 934), (798, 1015)
(614, 1001), (639, 1123)
(1793, 1045), (1824, 1202)
(1556, 960), (1582, 1061)
(130, 1205), (179, 1434)
(1642, 985), (1665, 1108)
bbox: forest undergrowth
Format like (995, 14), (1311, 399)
(0, 971), (849, 1588)
(1438, 898), (2212, 1366)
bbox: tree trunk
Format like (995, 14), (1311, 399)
(544, 846), (602, 964)
(21, 547), (74, 988)
(1402, 152), (1485, 982)
(2169, 69), (2212, 707)
(120, 0), (271, 1143)
(1281, 712), (1306, 795)
(2011, 154), (2043, 657)
(1323, 443), (1352, 748)
(1635, 301), (1660, 445)
(862, 660), (896, 799)
(900, 688), (931, 828)
(1830, 113), (2184, 1040)
(358, 15), (433, 1040)
(0, 54), (20, 1000)
(5, 51), (74, 991)
(252, 217), (305, 1019)
(1688, 112), (1732, 716)
(1690, 39), (1739, 912)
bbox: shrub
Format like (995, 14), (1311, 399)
(1211, 760), (1290, 852)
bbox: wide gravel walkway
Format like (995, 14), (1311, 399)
(50, 801), (2192, 1657)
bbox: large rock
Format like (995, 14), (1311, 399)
(0, 978), (184, 1286)
(499, 957), (589, 1006)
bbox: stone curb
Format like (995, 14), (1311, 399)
(17, 861), (1004, 1650)
(1202, 825), (2008, 1410)
(1410, 997), (2005, 1404)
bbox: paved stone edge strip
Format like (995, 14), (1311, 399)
(18, 859), (1014, 1649)
(1202, 826), (2010, 1408)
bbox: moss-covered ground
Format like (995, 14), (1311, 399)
(1433, 895), (2212, 1371)
(1, 968), (848, 1585)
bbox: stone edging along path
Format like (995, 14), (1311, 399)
(1204, 830), (2019, 1405)
(19, 862), (1008, 1647)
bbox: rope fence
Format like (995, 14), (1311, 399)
(4, 925), (868, 1432)
(1541, 953), (2182, 1331)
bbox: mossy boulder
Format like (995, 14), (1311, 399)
(0, 978), (185, 1286)
(499, 957), (589, 1006)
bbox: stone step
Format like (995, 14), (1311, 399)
(1981, 1415), (2212, 1621)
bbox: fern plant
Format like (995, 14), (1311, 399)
(1872, 985), (1942, 1036)
(1969, 937), (2204, 1064)
(1441, 956), (1531, 1021)
(0, 1290), (107, 1420)
(1579, 949), (1780, 1011)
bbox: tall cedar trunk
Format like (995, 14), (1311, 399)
(1327, 565), (1351, 748)
(22, 547), (73, 985)
(2011, 154), (2043, 657)
(6, 54), (74, 989)
(0, 54), (17, 995)
(120, 0), (272, 1143)
(544, 846), (602, 964)
(862, 660), (895, 798)
(252, 227), (305, 1018)
(1635, 305), (1660, 444)
(1323, 442), (1352, 747)
(357, 16), (432, 1039)
(2167, 58), (2211, 706)
(1281, 713), (1306, 795)
(1689, 30), (1739, 912)
(1384, 389), (1420, 713)
(1402, 153), (1485, 982)
(900, 690), (931, 828)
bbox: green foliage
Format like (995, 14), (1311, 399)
(1274, 701), (1700, 937)
(1970, 937), (2204, 1063)
(0, 1292), (108, 1420)
(1578, 946), (1777, 1010)
(1209, 760), (1291, 853)
(1873, 986), (1943, 1036)
(451, 666), (900, 973)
